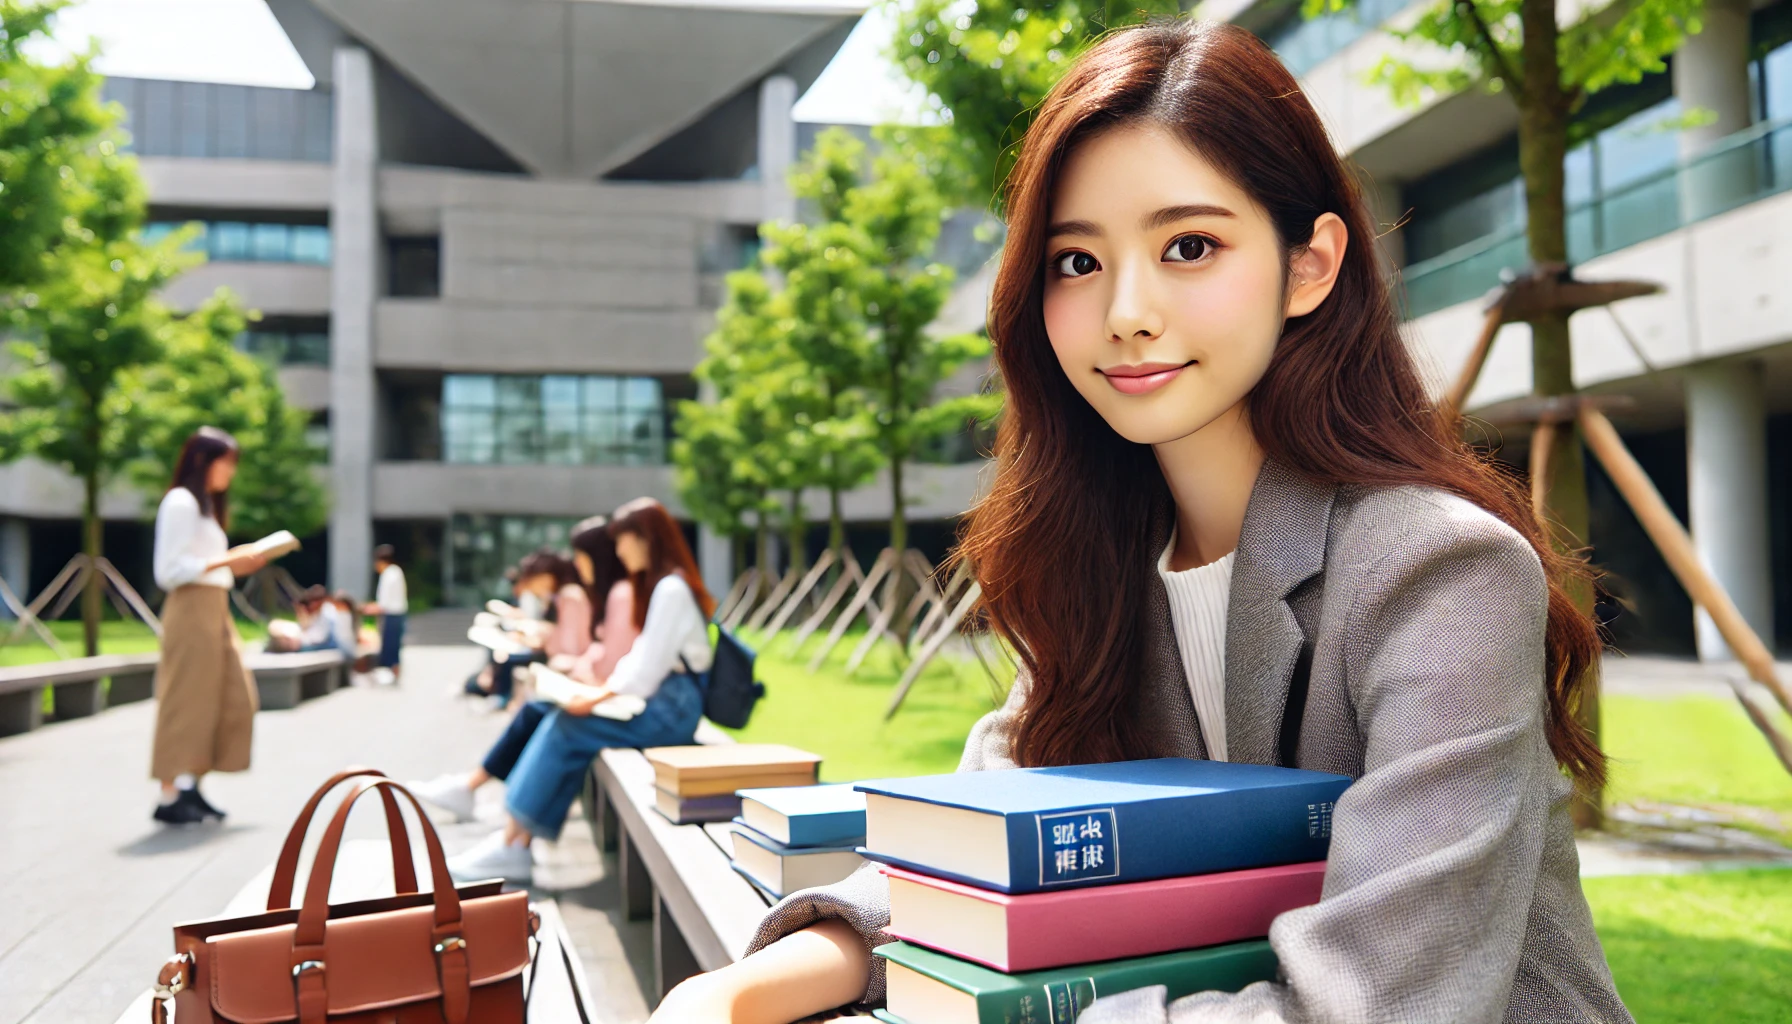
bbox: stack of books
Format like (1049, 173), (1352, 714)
(644, 743), (822, 825)
(853, 758), (1352, 1024)
(728, 783), (867, 900)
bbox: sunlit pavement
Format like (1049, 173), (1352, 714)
(0, 644), (656, 1024)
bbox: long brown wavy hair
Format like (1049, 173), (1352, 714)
(957, 20), (1605, 788)
(607, 498), (717, 629)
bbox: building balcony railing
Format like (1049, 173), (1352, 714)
(1401, 118), (1792, 318)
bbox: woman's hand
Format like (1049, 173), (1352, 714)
(561, 684), (612, 717)
(209, 546), (267, 576)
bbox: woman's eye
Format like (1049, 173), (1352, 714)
(1053, 251), (1100, 278)
(1163, 235), (1215, 263)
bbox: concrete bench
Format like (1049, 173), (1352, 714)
(246, 650), (347, 710)
(586, 738), (775, 1005)
(0, 654), (160, 736)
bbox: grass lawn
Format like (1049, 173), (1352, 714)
(0, 618), (269, 667)
(1603, 694), (1792, 825)
(1586, 870), (1792, 1023)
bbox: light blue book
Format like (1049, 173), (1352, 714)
(736, 782), (866, 848)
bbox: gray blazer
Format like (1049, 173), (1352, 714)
(745, 459), (1633, 1023)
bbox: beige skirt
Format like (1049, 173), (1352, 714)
(151, 585), (257, 780)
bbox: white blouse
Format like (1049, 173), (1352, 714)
(153, 487), (233, 591)
(605, 573), (714, 699)
(1157, 536), (1236, 762)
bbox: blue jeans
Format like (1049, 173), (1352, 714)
(505, 674), (704, 840)
(377, 613), (406, 668)
(482, 701), (550, 779)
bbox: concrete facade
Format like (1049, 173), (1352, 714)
(3, 0), (993, 608)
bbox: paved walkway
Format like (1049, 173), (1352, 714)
(0, 645), (656, 1024)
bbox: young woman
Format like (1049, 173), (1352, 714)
(419, 518), (642, 816)
(441, 498), (715, 885)
(649, 21), (1631, 1024)
(149, 426), (267, 826)
(465, 548), (589, 705)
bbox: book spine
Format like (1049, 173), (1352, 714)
(974, 942), (1280, 1024)
(1006, 779), (1346, 893)
(788, 811), (866, 849)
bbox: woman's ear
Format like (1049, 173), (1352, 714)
(1285, 212), (1348, 318)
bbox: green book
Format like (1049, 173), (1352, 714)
(874, 939), (1279, 1024)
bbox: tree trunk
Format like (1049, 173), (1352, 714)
(828, 484), (845, 556)
(731, 531), (748, 582)
(82, 466), (102, 657)
(785, 490), (808, 576)
(1519, 0), (1602, 829)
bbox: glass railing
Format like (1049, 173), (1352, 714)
(1402, 118), (1792, 318)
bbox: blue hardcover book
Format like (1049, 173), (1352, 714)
(736, 782), (867, 848)
(729, 825), (863, 898)
(854, 758), (1350, 895)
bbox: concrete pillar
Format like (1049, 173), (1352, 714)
(0, 518), (28, 617)
(758, 74), (798, 225)
(1686, 360), (1773, 661)
(328, 47), (379, 598)
(1674, 0), (1754, 219)
(699, 527), (733, 611)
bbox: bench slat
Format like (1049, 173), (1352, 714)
(596, 748), (769, 971)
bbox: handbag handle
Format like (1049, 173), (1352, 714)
(291, 779), (471, 1024)
(268, 767), (419, 911)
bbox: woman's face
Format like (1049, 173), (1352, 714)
(521, 573), (557, 598)
(614, 531), (650, 574)
(573, 551), (595, 586)
(206, 453), (239, 492)
(1040, 123), (1341, 447)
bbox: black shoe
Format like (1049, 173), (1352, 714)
(153, 790), (208, 826)
(189, 787), (227, 821)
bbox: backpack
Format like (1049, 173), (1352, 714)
(699, 624), (764, 728)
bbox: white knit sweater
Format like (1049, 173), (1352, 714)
(1156, 538), (1235, 761)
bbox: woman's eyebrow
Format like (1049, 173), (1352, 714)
(1144, 204), (1236, 229)
(1046, 218), (1102, 237)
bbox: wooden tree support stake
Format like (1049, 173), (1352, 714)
(724, 569), (773, 630)
(0, 576), (66, 654)
(744, 567), (800, 633)
(808, 548), (898, 672)
(1528, 418), (1556, 520)
(1580, 406), (1792, 724)
(762, 548), (838, 637)
(714, 570), (759, 625)
(886, 582), (983, 720)
(787, 553), (865, 653)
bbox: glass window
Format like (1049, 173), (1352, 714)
(441, 373), (676, 466)
(210, 221), (251, 262)
(97, 77), (332, 162)
(291, 225), (331, 264)
(251, 222), (290, 262)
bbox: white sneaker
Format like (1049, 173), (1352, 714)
(408, 774), (478, 824)
(373, 668), (397, 686)
(447, 830), (532, 885)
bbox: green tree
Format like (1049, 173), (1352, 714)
(763, 128), (885, 554)
(0, 0), (120, 289)
(0, 232), (192, 654)
(1333, 0), (1705, 825)
(125, 291), (329, 543)
(891, 0), (1179, 207)
(847, 130), (1001, 620)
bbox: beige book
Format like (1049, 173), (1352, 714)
(661, 769), (821, 798)
(247, 530), (301, 560)
(529, 665), (645, 721)
(646, 744), (822, 795)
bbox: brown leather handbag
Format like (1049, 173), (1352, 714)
(150, 768), (535, 1023)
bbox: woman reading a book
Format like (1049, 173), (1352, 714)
(149, 426), (267, 826)
(442, 497), (716, 886)
(652, 19), (1631, 1024)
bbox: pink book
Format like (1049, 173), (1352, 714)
(882, 860), (1326, 973)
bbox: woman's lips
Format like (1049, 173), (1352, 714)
(1100, 361), (1191, 396)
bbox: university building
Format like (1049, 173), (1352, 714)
(1210, 0), (1792, 660)
(0, 0), (987, 609)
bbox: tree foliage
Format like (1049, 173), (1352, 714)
(890, 0), (1180, 207)
(125, 292), (328, 542)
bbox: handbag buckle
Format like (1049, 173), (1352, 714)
(434, 936), (466, 954)
(154, 953), (193, 998)
(292, 959), (326, 978)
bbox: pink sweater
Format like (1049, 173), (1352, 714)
(570, 580), (640, 684)
(545, 585), (593, 660)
